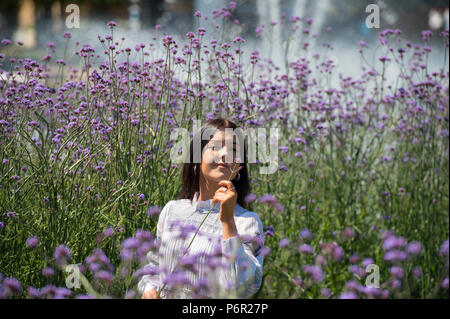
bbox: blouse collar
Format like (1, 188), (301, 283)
(192, 191), (221, 211)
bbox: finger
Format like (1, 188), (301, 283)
(213, 192), (226, 200)
(218, 180), (234, 190)
(219, 180), (233, 186)
(216, 186), (228, 193)
(219, 182), (236, 194)
(216, 188), (234, 196)
(212, 195), (220, 205)
(213, 193), (226, 204)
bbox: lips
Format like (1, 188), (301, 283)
(216, 163), (229, 168)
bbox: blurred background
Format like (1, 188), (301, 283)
(0, 0), (449, 79)
(1, 0), (448, 46)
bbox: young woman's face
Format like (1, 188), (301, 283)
(200, 129), (242, 182)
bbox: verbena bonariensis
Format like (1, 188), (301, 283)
(0, 3), (448, 298)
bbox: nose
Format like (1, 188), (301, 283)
(218, 147), (232, 163)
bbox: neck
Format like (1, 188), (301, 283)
(198, 173), (220, 201)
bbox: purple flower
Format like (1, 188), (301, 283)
(53, 244), (72, 265)
(362, 258), (374, 268)
(300, 228), (313, 239)
(228, 1), (237, 10)
(259, 194), (276, 204)
(349, 265), (363, 277)
(94, 270), (113, 283)
(85, 248), (114, 274)
(54, 287), (73, 299)
(390, 266), (404, 279)
(122, 238), (140, 250)
(315, 255), (327, 268)
(302, 265), (324, 283)
(406, 241), (422, 256)
(332, 245), (344, 261)
(42, 267), (55, 277)
(76, 294), (95, 299)
(1, 39), (12, 46)
(346, 280), (363, 292)
(261, 247), (271, 257)
(298, 244), (313, 254)
(244, 193), (257, 204)
(263, 226), (274, 237)
(26, 236), (39, 248)
(103, 226), (115, 237)
(137, 193), (145, 201)
(258, 194), (285, 212)
(360, 287), (382, 298)
(359, 41), (368, 48)
(384, 250), (408, 262)
(321, 242), (344, 261)
(162, 271), (190, 287)
(136, 230), (153, 242)
(342, 227), (355, 240)
(120, 249), (133, 261)
(391, 279), (402, 289)
(339, 291), (358, 299)
(89, 262), (101, 273)
(27, 287), (41, 299)
(279, 238), (290, 248)
(289, 277), (302, 287)
(412, 266), (422, 279)
(440, 239), (449, 257)
(2, 277), (22, 296)
(321, 288), (331, 298)
(382, 235), (407, 251)
(279, 146), (289, 153)
(442, 278), (449, 289)
(421, 30), (433, 41)
(134, 266), (159, 278)
(349, 254), (359, 263)
(7, 211), (15, 219)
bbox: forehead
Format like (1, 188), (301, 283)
(208, 129), (238, 143)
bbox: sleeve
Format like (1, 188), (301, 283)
(137, 200), (173, 295)
(218, 212), (265, 299)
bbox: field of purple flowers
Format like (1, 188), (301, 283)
(0, 3), (449, 299)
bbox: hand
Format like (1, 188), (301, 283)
(141, 288), (160, 299)
(213, 180), (237, 223)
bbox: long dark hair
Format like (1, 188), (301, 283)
(177, 118), (250, 209)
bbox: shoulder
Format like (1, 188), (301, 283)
(161, 198), (193, 220)
(163, 198), (190, 210)
(235, 203), (261, 220)
(234, 204), (263, 232)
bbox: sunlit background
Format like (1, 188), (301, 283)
(1, 1), (448, 47)
(1, 0), (449, 86)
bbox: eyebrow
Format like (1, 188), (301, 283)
(210, 139), (237, 145)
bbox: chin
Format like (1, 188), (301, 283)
(209, 171), (227, 180)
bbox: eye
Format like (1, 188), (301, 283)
(206, 143), (219, 151)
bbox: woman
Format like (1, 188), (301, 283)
(138, 118), (264, 299)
